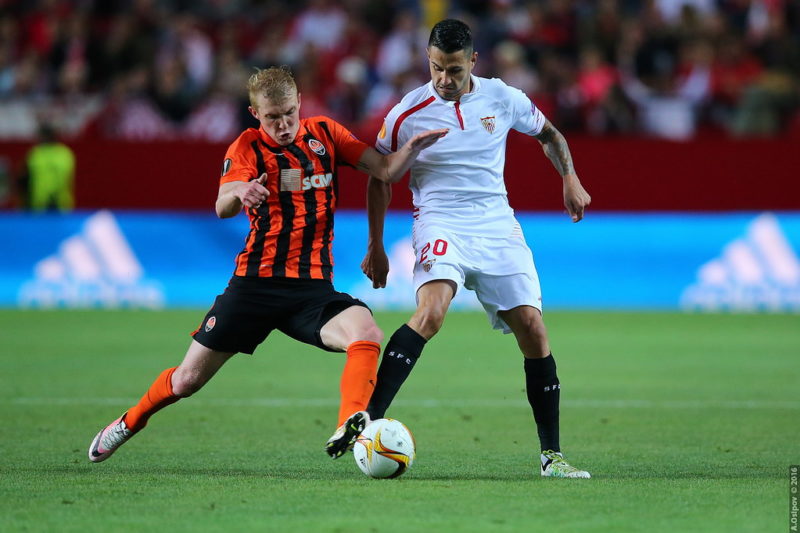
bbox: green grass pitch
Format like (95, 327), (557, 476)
(1, 310), (798, 532)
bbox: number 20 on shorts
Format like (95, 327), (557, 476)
(419, 239), (448, 264)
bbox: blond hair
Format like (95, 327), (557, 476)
(247, 66), (297, 109)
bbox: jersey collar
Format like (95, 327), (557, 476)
(428, 75), (482, 103)
(258, 122), (309, 148)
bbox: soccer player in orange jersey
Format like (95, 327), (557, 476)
(88, 66), (447, 463)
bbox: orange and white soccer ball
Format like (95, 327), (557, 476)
(353, 418), (416, 479)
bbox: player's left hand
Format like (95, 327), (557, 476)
(408, 128), (449, 153)
(563, 174), (591, 223)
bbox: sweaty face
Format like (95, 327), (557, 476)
(427, 46), (477, 101)
(249, 92), (301, 146)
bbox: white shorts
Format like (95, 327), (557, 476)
(411, 221), (542, 333)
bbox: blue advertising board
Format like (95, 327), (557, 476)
(1, 210), (798, 311)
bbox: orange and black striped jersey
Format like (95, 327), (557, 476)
(220, 116), (369, 281)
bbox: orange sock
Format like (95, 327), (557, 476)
(124, 367), (180, 432)
(337, 341), (379, 425)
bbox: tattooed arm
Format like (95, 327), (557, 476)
(534, 119), (592, 222)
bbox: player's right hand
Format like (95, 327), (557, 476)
(361, 246), (390, 288)
(237, 173), (270, 208)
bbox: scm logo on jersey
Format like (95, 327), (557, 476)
(303, 172), (333, 190)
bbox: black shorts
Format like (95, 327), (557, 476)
(192, 276), (370, 354)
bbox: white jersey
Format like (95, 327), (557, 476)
(376, 75), (546, 236)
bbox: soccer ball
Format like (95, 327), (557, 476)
(353, 418), (416, 479)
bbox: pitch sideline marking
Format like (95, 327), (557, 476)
(5, 397), (800, 409)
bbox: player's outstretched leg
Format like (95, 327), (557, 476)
(88, 413), (135, 462)
(326, 410), (371, 459)
(540, 450), (591, 479)
(87, 366), (180, 463)
(88, 344), (234, 463)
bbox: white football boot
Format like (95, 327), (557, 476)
(540, 450), (591, 478)
(88, 414), (135, 463)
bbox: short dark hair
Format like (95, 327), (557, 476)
(428, 19), (472, 54)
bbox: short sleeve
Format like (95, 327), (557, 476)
(508, 85), (546, 136)
(374, 117), (393, 155)
(326, 120), (370, 166)
(375, 98), (411, 155)
(220, 132), (258, 185)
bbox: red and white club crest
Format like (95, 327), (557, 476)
(307, 139), (326, 155)
(205, 316), (216, 332)
(480, 116), (496, 134)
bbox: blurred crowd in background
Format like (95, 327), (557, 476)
(0, 0), (798, 143)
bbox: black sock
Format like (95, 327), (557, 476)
(524, 354), (560, 452)
(367, 324), (427, 419)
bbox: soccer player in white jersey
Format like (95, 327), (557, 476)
(358, 19), (592, 478)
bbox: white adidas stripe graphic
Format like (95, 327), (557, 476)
(681, 213), (800, 311)
(18, 210), (164, 308)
